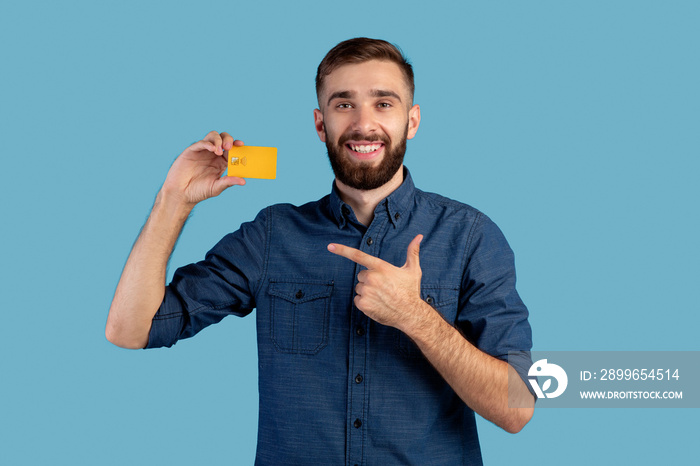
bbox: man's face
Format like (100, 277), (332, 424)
(314, 60), (421, 191)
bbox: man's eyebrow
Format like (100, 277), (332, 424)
(370, 89), (402, 102)
(326, 89), (403, 106)
(327, 90), (355, 106)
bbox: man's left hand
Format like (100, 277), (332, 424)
(327, 234), (430, 332)
(330, 233), (535, 432)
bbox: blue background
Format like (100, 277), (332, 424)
(1, 1), (698, 464)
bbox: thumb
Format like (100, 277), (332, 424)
(212, 176), (246, 197)
(404, 234), (423, 270)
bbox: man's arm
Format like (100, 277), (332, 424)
(408, 303), (535, 433)
(105, 131), (245, 349)
(327, 235), (535, 433)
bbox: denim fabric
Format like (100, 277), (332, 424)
(147, 168), (533, 465)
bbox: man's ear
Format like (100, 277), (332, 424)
(407, 104), (421, 140)
(313, 108), (326, 143)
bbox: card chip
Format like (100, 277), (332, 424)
(227, 146), (277, 179)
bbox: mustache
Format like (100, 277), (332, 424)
(338, 132), (389, 146)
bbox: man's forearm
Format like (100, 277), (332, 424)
(105, 190), (193, 349)
(326, 237), (535, 432)
(408, 304), (534, 433)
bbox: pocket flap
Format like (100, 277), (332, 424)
(420, 285), (459, 309)
(268, 279), (334, 304)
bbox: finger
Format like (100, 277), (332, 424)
(354, 294), (366, 313)
(203, 130), (224, 155)
(204, 130), (223, 146)
(403, 234), (423, 270)
(220, 132), (235, 150)
(188, 140), (217, 153)
(356, 269), (368, 283)
(211, 176), (246, 197)
(327, 243), (384, 269)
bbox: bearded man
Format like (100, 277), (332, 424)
(106, 37), (535, 465)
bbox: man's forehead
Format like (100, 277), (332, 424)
(321, 60), (411, 102)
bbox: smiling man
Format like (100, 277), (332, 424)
(317, 58), (417, 190)
(106, 38), (535, 465)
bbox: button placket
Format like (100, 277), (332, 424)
(347, 217), (386, 466)
(348, 258), (369, 466)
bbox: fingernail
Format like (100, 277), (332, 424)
(327, 244), (336, 252)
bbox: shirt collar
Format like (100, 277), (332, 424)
(328, 166), (415, 229)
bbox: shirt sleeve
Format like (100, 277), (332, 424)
(456, 213), (535, 394)
(145, 207), (268, 349)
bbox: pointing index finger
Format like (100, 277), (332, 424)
(327, 243), (383, 269)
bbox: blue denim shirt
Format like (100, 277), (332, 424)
(147, 168), (533, 465)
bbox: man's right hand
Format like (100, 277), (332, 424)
(161, 130), (246, 208)
(106, 131), (246, 349)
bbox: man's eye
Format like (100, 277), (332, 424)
(378, 102), (392, 108)
(337, 103), (352, 109)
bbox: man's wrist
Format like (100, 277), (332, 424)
(401, 300), (449, 348)
(155, 188), (195, 218)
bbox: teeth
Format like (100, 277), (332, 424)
(350, 144), (381, 154)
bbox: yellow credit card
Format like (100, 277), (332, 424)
(227, 146), (277, 179)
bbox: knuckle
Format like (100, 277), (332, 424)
(366, 273), (378, 286)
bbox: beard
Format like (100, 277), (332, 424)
(325, 125), (408, 191)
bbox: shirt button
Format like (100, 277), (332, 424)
(356, 326), (365, 336)
(425, 295), (434, 306)
(342, 205), (350, 215)
(394, 212), (401, 220)
(354, 419), (362, 428)
(355, 374), (363, 384)
(296, 290), (304, 299)
(366, 237), (373, 246)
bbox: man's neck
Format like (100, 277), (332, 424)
(335, 166), (404, 226)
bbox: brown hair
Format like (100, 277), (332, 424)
(315, 37), (414, 103)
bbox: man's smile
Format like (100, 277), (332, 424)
(345, 141), (385, 160)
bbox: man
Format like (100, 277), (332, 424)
(106, 38), (535, 465)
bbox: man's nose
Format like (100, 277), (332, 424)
(351, 104), (377, 134)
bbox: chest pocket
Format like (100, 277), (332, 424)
(397, 285), (459, 358)
(268, 279), (334, 354)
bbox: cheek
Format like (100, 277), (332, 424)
(324, 124), (344, 146)
(382, 122), (408, 142)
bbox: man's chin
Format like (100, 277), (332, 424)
(335, 165), (400, 191)
(327, 139), (406, 191)
(345, 156), (383, 171)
